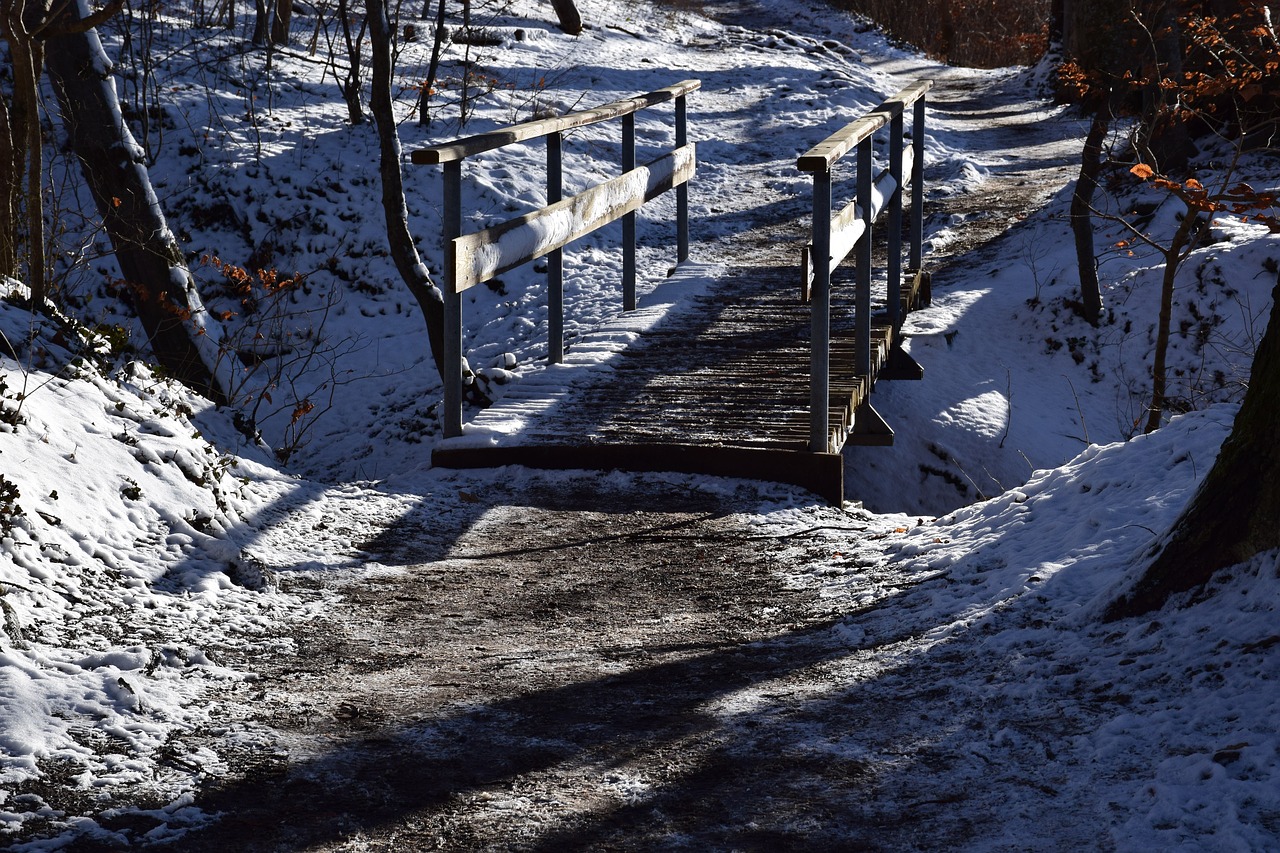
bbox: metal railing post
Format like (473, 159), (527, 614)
(856, 136), (873, 379)
(622, 112), (637, 311)
(676, 93), (689, 263)
(547, 131), (564, 364)
(910, 96), (926, 271)
(809, 168), (832, 453)
(888, 109), (904, 327)
(443, 160), (463, 438)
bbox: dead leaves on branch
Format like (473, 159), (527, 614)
(1128, 163), (1280, 229)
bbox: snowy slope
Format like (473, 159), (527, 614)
(1, 0), (1277, 848)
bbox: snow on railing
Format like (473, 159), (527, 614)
(413, 80), (701, 438)
(797, 79), (932, 454)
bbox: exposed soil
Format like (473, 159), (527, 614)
(169, 478), (887, 852)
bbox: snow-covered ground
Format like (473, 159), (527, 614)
(1, 0), (1277, 848)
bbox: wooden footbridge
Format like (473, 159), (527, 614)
(412, 79), (933, 504)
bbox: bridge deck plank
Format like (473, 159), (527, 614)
(432, 257), (925, 503)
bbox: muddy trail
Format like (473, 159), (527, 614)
(121, 33), (1083, 853)
(171, 479), (885, 852)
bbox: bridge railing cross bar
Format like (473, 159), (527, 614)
(412, 80), (701, 438)
(797, 79), (932, 453)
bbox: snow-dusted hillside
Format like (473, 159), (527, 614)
(1, 0), (1277, 848)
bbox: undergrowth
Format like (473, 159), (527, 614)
(827, 0), (1049, 67)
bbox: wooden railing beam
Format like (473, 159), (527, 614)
(856, 136), (873, 379)
(412, 80), (702, 165)
(798, 78), (932, 456)
(888, 109), (905, 327)
(547, 130), (564, 364)
(809, 166), (832, 453)
(622, 112), (637, 312)
(450, 145), (695, 292)
(676, 93), (690, 263)
(910, 95), (927, 271)
(424, 81), (699, 437)
(442, 161), (464, 438)
(797, 79), (931, 174)
(797, 112), (887, 174)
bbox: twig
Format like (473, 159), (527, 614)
(1063, 374), (1090, 445)
(999, 366), (1012, 448)
(747, 525), (869, 540)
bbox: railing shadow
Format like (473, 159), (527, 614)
(169, 575), (977, 852)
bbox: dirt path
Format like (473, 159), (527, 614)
(164, 23), (1083, 853)
(178, 478), (883, 852)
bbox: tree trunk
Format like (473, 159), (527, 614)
(1064, 0), (1123, 73)
(1107, 280), (1280, 618)
(1144, 208), (1201, 433)
(417, 0), (448, 126)
(547, 0), (581, 35)
(335, 0), (367, 125)
(0, 92), (19, 278)
(1133, 0), (1191, 173)
(1050, 0), (1064, 53)
(271, 0), (292, 45)
(1071, 107), (1108, 325)
(45, 0), (227, 400)
(253, 0), (271, 44)
(15, 40), (45, 306)
(368, 0), (445, 380)
(0, 0), (52, 303)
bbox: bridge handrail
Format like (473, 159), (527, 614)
(796, 79), (933, 454)
(414, 80), (701, 439)
(411, 79), (701, 165)
(797, 79), (932, 172)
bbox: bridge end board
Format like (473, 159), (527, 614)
(878, 344), (924, 381)
(432, 443), (846, 506)
(906, 267), (931, 309)
(847, 401), (895, 446)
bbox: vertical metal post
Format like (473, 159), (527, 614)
(888, 108), (904, 327)
(910, 95), (926, 271)
(676, 93), (689, 263)
(547, 131), (564, 364)
(622, 112), (637, 311)
(856, 136), (873, 379)
(809, 167), (832, 453)
(442, 160), (463, 438)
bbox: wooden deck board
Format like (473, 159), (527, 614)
(432, 257), (926, 503)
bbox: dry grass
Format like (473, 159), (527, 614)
(828, 0), (1050, 68)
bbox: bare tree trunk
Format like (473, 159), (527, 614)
(1107, 280), (1280, 618)
(368, 0), (445, 379)
(271, 0), (292, 44)
(1133, 0), (1191, 173)
(0, 92), (19, 278)
(333, 0), (367, 125)
(0, 0), (51, 304)
(45, 0), (227, 400)
(253, 0), (271, 44)
(16, 43), (44, 306)
(547, 0), (581, 35)
(1071, 107), (1108, 326)
(1144, 208), (1201, 433)
(1050, 0), (1064, 52)
(416, 0), (448, 126)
